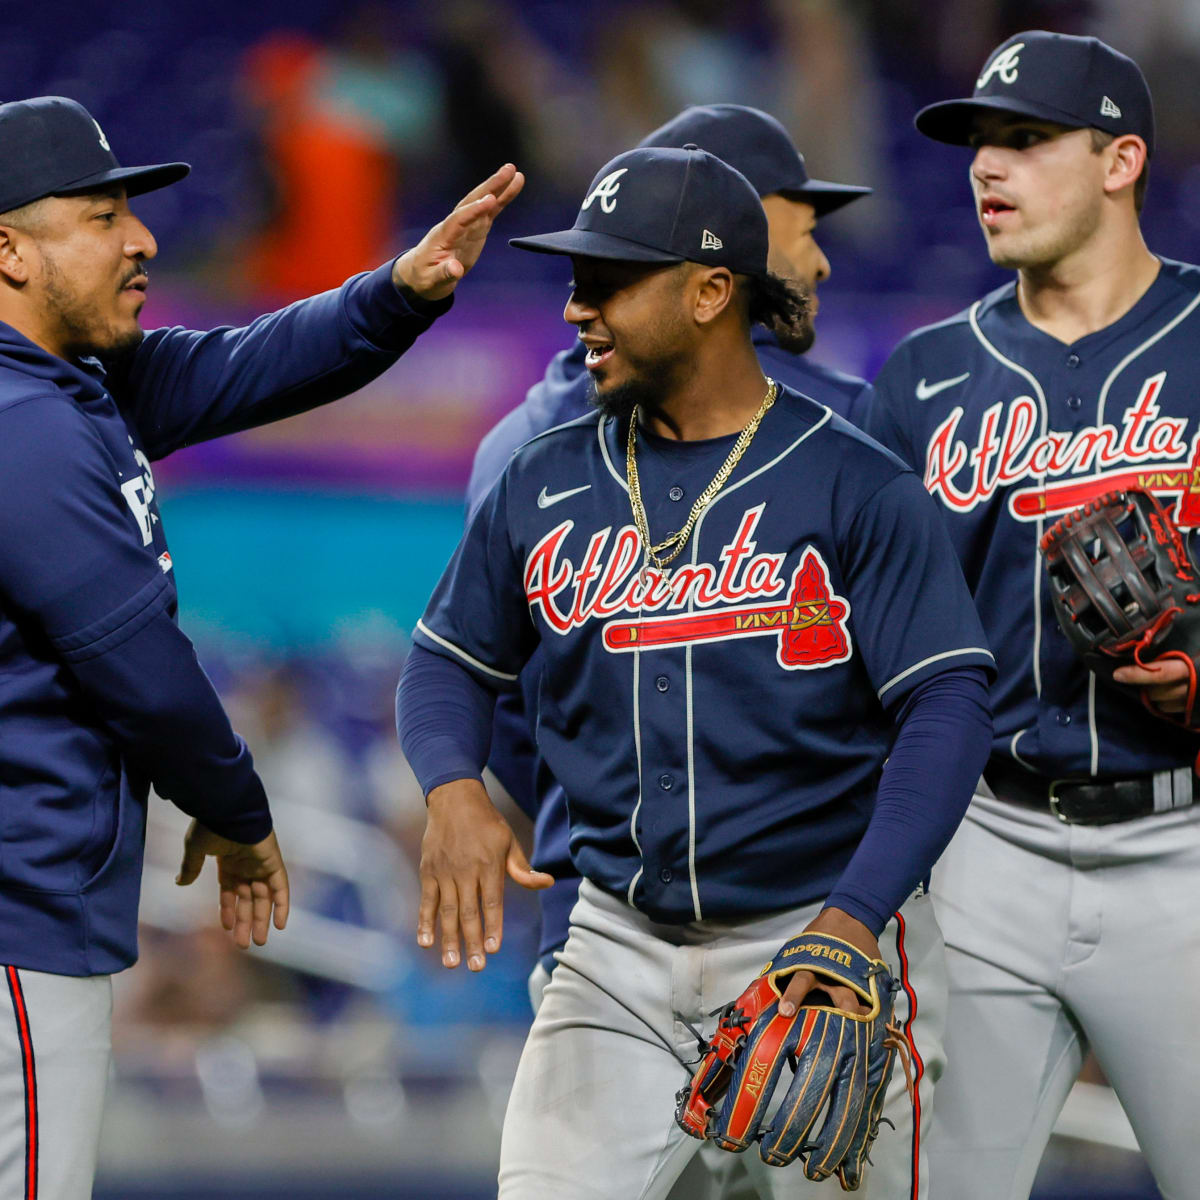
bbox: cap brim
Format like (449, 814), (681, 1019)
(783, 180), (872, 216)
(509, 227), (685, 263)
(914, 96), (1088, 145)
(56, 161), (191, 200)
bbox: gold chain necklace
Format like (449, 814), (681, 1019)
(626, 379), (777, 571)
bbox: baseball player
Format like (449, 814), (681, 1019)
(866, 32), (1200, 1199)
(398, 144), (995, 1197)
(468, 103), (873, 1004)
(0, 95), (521, 1200)
(467, 105), (874, 1200)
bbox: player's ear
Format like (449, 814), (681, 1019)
(692, 266), (735, 327)
(1103, 134), (1147, 201)
(0, 225), (32, 286)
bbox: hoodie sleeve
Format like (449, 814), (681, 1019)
(112, 261), (452, 460)
(0, 395), (272, 842)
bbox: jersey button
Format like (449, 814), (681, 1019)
(659, 867), (673, 883)
(1066, 353), (1081, 368)
(1066, 395), (1082, 411)
(655, 675), (670, 693)
(1056, 710), (1072, 726)
(658, 773), (674, 791)
(668, 486), (685, 502)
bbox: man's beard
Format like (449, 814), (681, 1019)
(770, 312), (815, 355)
(588, 350), (690, 434)
(42, 251), (145, 361)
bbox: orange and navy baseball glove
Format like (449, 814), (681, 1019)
(674, 933), (911, 1190)
(1041, 487), (1200, 730)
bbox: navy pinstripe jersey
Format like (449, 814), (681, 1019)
(868, 257), (1200, 777)
(415, 386), (993, 923)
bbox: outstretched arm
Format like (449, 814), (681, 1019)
(118, 164), (525, 458)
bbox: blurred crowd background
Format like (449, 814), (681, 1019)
(10, 0), (1195, 1195)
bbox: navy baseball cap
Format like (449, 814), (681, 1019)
(915, 31), (1154, 155)
(510, 145), (769, 276)
(0, 96), (189, 214)
(637, 104), (871, 215)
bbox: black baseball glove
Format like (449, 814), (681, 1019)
(1040, 487), (1200, 728)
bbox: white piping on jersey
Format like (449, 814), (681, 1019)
(685, 643), (701, 920)
(1096, 287), (1200, 428)
(598, 417), (629, 493)
(627, 640), (645, 907)
(1010, 729), (1034, 770)
(414, 620), (519, 681)
(1088, 672), (1099, 776)
(601, 416), (642, 906)
(967, 303), (1050, 703)
(876, 647), (994, 701)
(674, 406), (833, 919)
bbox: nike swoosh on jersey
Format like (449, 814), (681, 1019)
(915, 372), (971, 401)
(537, 484), (592, 509)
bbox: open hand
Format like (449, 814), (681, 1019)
(418, 779), (553, 971)
(393, 163), (526, 301)
(176, 821), (290, 950)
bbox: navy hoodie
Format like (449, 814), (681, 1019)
(0, 261), (447, 976)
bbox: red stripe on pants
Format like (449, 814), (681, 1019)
(894, 913), (923, 1200)
(6, 967), (37, 1200)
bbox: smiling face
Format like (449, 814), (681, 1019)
(968, 115), (1109, 270)
(564, 256), (698, 423)
(4, 187), (157, 360)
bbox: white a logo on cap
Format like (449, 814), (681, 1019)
(1100, 95), (1122, 118)
(977, 42), (1024, 88)
(92, 119), (110, 152)
(582, 168), (628, 214)
(701, 229), (723, 251)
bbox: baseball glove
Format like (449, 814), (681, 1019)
(674, 933), (912, 1190)
(1040, 488), (1200, 729)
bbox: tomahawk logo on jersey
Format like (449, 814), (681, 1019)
(869, 257), (1200, 778)
(415, 387), (993, 923)
(522, 506), (852, 670)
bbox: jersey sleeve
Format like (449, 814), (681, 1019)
(866, 345), (921, 471)
(112, 261), (451, 460)
(841, 471), (994, 703)
(0, 396), (271, 841)
(413, 470), (538, 687)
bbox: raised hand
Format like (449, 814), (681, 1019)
(393, 163), (526, 302)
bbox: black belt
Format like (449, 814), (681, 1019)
(984, 758), (1194, 825)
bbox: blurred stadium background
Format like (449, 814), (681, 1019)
(12, 0), (1194, 1194)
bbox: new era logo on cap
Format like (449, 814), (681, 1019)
(701, 229), (723, 250)
(1100, 96), (1122, 118)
